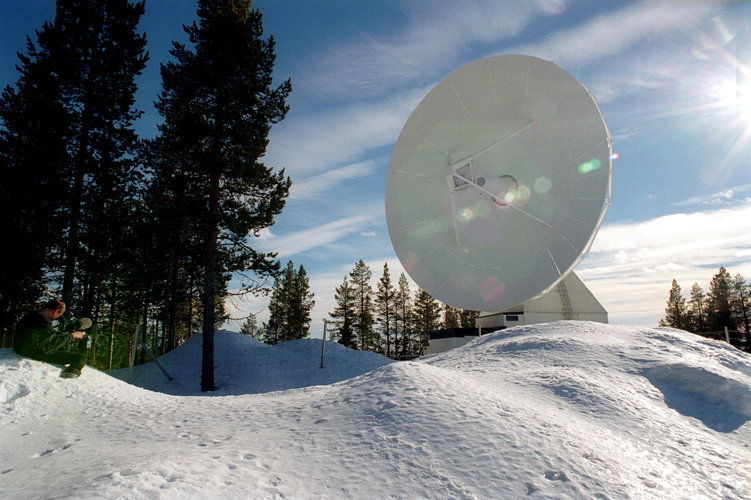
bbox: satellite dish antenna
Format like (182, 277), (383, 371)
(385, 54), (612, 311)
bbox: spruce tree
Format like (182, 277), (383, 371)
(262, 280), (283, 345)
(261, 261), (314, 344)
(375, 263), (396, 357)
(706, 267), (735, 331)
(687, 283), (706, 333)
(443, 304), (460, 329)
(459, 309), (480, 329)
(330, 276), (356, 349)
(292, 264), (315, 339)
(349, 260), (375, 351)
(0, 0), (148, 335)
(45, 0), (149, 311)
(155, 0), (291, 391)
(394, 273), (413, 357)
(659, 279), (687, 329)
(730, 274), (750, 334)
(412, 288), (441, 355)
(239, 313), (260, 338)
(0, 45), (67, 338)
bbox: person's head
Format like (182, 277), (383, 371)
(41, 298), (65, 320)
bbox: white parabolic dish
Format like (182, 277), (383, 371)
(385, 54), (613, 311)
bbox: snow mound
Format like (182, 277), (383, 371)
(109, 331), (393, 395)
(1, 321), (750, 499)
(645, 363), (751, 431)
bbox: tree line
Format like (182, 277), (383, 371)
(241, 259), (479, 359)
(659, 266), (750, 349)
(0, 0), (291, 390)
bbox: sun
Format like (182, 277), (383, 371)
(709, 70), (751, 133)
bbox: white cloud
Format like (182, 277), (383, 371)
(290, 159), (381, 201)
(501, 2), (708, 69)
(674, 184), (751, 206)
(301, 0), (538, 100)
(578, 201), (751, 326)
(254, 209), (382, 259)
(266, 87), (426, 177)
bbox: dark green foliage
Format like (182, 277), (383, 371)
(730, 273), (750, 334)
(0, 0), (148, 346)
(155, 0), (291, 390)
(412, 288), (441, 354)
(394, 273), (416, 357)
(706, 267), (735, 331)
(459, 309), (480, 329)
(658, 279), (687, 329)
(329, 276), (356, 349)
(239, 313), (260, 338)
(375, 263), (396, 357)
(349, 260), (375, 351)
(1, 1), (291, 380)
(687, 283), (706, 333)
(443, 304), (460, 329)
(261, 261), (314, 344)
(660, 268), (749, 351)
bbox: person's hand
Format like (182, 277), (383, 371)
(71, 331), (85, 339)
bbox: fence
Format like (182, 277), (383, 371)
(108, 330), (394, 395)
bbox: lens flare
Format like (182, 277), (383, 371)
(480, 276), (506, 302)
(457, 207), (474, 222)
(577, 158), (602, 174)
(610, 152), (620, 160)
(534, 176), (552, 193)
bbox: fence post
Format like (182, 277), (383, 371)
(128, 324), (139, 384)
(321, 319), (328, 369)
(725, 326), (731, 344)
(137, 337), (174, 382)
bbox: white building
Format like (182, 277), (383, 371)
(426, 271), (607, 355)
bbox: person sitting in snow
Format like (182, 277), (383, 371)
(13, 298), (91, 378)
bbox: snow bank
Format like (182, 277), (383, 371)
(108, 331), (393, 395)
(1, 321), (749, 499)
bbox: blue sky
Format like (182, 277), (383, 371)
(2, 0), (751, 335)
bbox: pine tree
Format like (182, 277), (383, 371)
(349, 260), (375, 351)
(262, 280), (283, 345)
(292, 264), (315, 340)
(706, 267), (735, 331)
(239, 313), (260, 338)
(280, 261), (297, 341)
(42, 0), (149, 311)
(329, 276), (356, 349)
(730, 273), (750, 334)
(0, 46), (67, 339)
(443, 304), (460, 329)
(412, 288), (441, 355)
(687, 283), (706, 333)
(375, 263), (396, 357)
(261, 261), (314, 344)
(459, 309), (480, 329)
(394, 273), (413, 357)
(155, 0), (291, 391)
(0, 0), (148, 336)
(659, 279), (687, 329)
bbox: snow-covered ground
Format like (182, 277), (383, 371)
(1, 321), (749, 499)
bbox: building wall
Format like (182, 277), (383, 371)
(429, 271), (608, 354)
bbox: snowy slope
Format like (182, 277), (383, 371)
(108, 331), (393, 395)
(1, 322), (749, 499)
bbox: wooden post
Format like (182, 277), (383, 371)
(321, 319), (328, 369)
(128, 324), (139, 384)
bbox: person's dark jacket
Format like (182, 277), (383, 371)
(13, 312), (70, 356)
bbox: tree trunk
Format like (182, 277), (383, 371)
(201, 174), (221, 392)
(108, 275), (117, 370)
(62, 103), (91, 309)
